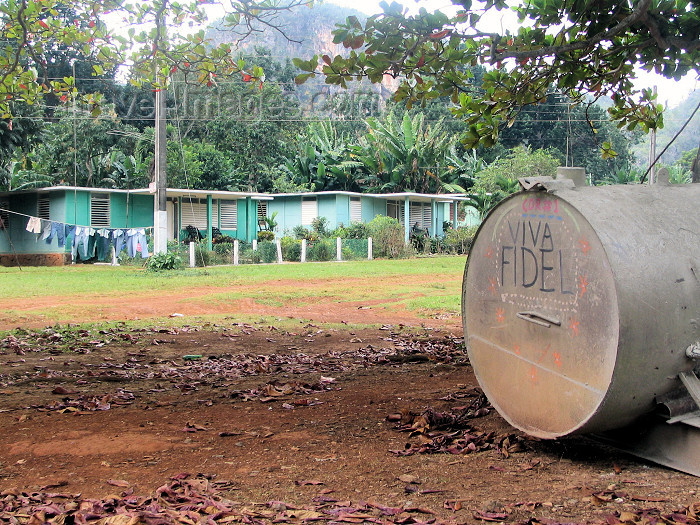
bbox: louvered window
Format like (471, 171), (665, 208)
(350, 197), (362, 223)
(422, 203), (432, 231)
(37, 197), (50, 220)
(301, 197), (317, 226)
(0, 201), (9, 229)
(90, 193), (110, 227)
(220, 200), (238, 229)
(257, 201), (267, 220)
(181, 199), (208, 229)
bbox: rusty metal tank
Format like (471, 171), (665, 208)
(461, 181), (700, 440)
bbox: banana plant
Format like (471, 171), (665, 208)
(353, 111), (454, 193)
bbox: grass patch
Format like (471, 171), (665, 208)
(0, 257), (467, 300)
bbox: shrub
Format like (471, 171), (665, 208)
(342, 238), (369, 260)
(257, 240), (278, 263)
(308, 239), (334, 261)
(194, 245), (212, 267)
(344, 221), (368, 239)
(367, 215), (409, 258)
(280, 236), (301, 262)
(215, 235), (235, 244)
(311, 216), (330, 237)
(441, 226), (478, 254)
(240, 247), (261, 264)
(258, 230), (275, 241)
(146, 251), (183, 271)
(292, 225), (309, 240)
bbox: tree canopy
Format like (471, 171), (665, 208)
(294, 0), (699, 159)
(0, 0), (313, 119)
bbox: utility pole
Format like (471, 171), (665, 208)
(153, 4), (168, 254)
(153, 87), (167, 254)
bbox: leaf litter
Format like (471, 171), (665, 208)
(0, 323), (697, 524)
(0, 473), (697, 525)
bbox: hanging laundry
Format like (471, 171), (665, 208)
(64, 224), (76, 243)
(44, 221), (66, 247)
(113, 229), (127, 255)
(72, 226), (91, 260)
(40, 220), (52, 241)
(94, 229), (113, 261)
(26, 216), (42, 234)
(126, 228), (150, 258)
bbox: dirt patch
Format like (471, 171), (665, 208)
(0, 274), (463, 330)
(0, 324), (696, 524)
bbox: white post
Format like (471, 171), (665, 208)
(189, 241), (195, 268)
(233, 239), (239, 266)
(301, 239), (307, 263)
(252, 239), (257, 251)
(336, 237), (342, 261)
(111, 245), (118, 266)
(276, 238), (283, 263)
(368, 237), (373, 260)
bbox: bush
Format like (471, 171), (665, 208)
(308, 239), (334, 261)
(258, 230), (275, 241)
(146, 251), (183, 271)
(344, 221), (368, 239)
(292, 225), (309, 240)
(257, 240), (278, 263)
(240, 247), (261, 264)
(194, 244), (212, 267)
(441, 226), (479, 254)
(311, 216), (330, 238)
(342, 238), (369, 260)
(367, 215), (410, 258)
(280, 236), (301, 262)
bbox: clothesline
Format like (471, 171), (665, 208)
(0, 207), (154, 230)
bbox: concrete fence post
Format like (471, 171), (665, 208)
(336, 237), (342, 261)
(189, 241), (195, 268)
(252, 239), (257, 251)
(368, 237), (373, 260)
(233, 239), (239, 266)
(276, 239), (283, 264)
(301, 239), (307, 263)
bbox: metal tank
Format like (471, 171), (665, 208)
(461, 179), (700, 470)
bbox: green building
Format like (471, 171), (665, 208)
(0, 187), (271, 266)
(0, 187), (467, 266)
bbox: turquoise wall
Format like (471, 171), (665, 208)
(268, 197), (302, 236)
(317, 195), (336, 228)
(111, 193), (153, 229)
(362, 197), (386, 223)
(2, 193), (57, 254)
(334, 194), (350, 227)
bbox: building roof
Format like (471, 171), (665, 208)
(0, 187), (467, 203)
(0, 186), (273, 200)
(269, 190), (469, 202)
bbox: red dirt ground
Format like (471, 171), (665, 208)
(0, 288), (697, 524)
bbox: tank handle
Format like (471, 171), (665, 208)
(516, 311), (562, 328)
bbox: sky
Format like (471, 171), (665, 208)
(323, 0), (699, 108)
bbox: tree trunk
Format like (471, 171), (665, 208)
(692, 144), (700, 183)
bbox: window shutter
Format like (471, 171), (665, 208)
(37, 197), (50, 220)
(301, 197), (317, 226)
(181, 200), (208, 229)
(350, 197), (362, 223)
(220, 200), (238, 229)
(0, 201), (9, 229)
(422, 203), (432, 231)
(257, 201), (267, 220)
(90, 193), (110, 227)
